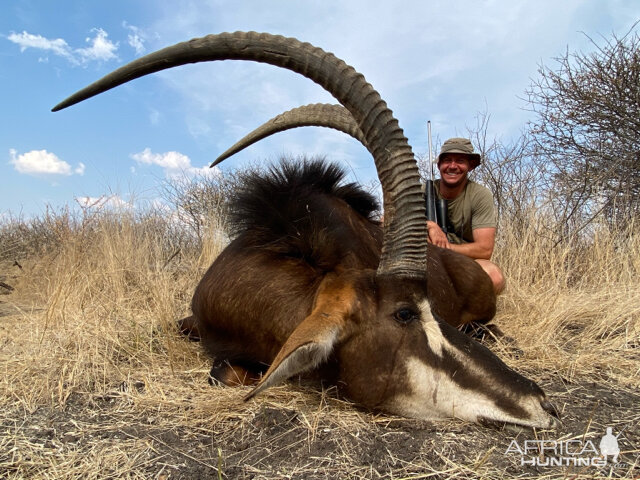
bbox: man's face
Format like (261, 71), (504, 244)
(438, 153), (471, 188)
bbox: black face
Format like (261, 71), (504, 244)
(333, 272), (432, 409)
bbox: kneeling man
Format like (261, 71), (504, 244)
(427, 137), (505, 294)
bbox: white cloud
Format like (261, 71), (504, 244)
(129, 34), (145, 55)
(189, 164), (223, 179)
(8, 31), (73, 59)
(123, 22), (146, 55)
(8, 28), (118, 65)
(131, 147), (191, 170)
(76, 28), (118, 62)
(9, 149), (84, 176)
(130, 147), (221, 179)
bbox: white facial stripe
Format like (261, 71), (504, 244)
(390, 354), (554, 428)
(413, 311), (525, 419)
(418, 299), (448, 358)
(417, 299), (506, 394)
(439, 346), (553, 427)
(399, 300), (555, 427)
(389, 356), (488, 421)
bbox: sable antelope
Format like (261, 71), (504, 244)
(211, 102), (498, 327)
(53, 32), (559, 428)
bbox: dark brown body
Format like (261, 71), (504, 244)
(183, 159), (496, 382)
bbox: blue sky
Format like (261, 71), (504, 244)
(1, 1), (638, 217)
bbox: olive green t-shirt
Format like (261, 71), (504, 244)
(433, 179), (496, 244)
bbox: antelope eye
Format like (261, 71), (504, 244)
(393, 308), (419, 325)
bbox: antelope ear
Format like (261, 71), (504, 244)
(244, 313), (342, 400)
(244, 274), (356, 400)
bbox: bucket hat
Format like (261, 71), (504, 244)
(437, 138), (481, 169)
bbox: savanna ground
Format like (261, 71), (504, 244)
(0, 195), (639, 479)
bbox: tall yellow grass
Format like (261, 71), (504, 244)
(1, 206), (224, 412)
(494, 214), (639, 389)
(2, 203), (637, 412)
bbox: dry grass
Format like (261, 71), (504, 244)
(494, 216), (640, 390)
(0, 204), (638, 479)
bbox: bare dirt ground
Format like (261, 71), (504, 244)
(1, 295), (638, 480)
(2, 380), (639, 479)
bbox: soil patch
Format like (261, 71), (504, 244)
(2, 378), (638, 479)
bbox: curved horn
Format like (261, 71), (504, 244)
(212, 104), (368, 167)
(53, 32), (427, 278)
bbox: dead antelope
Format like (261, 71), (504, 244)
(53, 32), (559, 428)
(211, 102), (498, 327)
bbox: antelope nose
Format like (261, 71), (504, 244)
(541, 398), (561, 422)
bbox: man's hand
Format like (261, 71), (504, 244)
(427, 221), (450, 248)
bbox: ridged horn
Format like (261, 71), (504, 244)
(52, 32), (427, 278)
(212, 104), (368, 167)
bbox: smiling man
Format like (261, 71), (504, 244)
(427, 138), (505, 294)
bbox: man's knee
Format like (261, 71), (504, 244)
(475, 259), (505, 295)
(491, 267), (506, 295)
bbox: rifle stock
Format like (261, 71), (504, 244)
(425, 180), (448, 234)
(436, 195), (449, 234)
(425, 179), (438, 223)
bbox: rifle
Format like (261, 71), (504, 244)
(425, 121), (449, 233)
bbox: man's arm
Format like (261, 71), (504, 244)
(428, 222), (496, 260)
(449, 227), (495, 259)
(426, 220), (449, 248)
